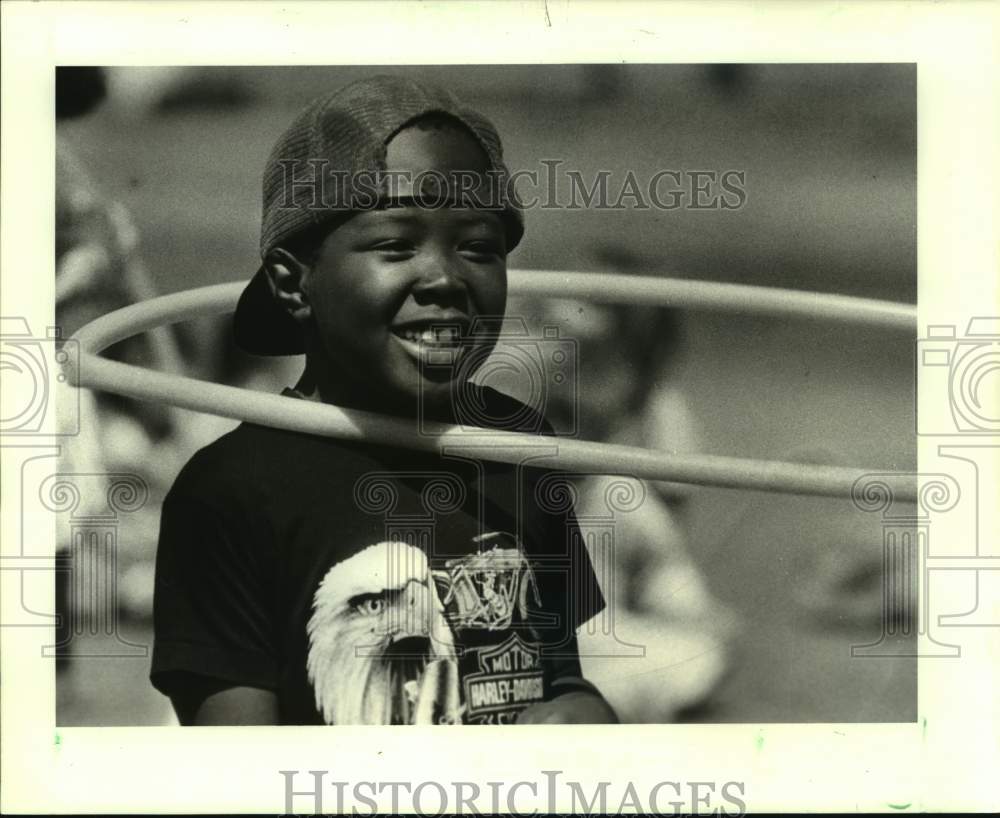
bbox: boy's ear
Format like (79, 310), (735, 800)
(263, 248), (312, 324)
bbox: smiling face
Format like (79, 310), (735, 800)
(277, 119), (510, 414)
(302, 204), (507, 411)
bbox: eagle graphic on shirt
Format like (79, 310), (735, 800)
(306, 533), (544, 725)
(306, 541), (460, 725)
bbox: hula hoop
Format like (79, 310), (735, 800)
(66, 270), (918, 502)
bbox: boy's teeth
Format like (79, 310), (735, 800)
(401, 327), (460, 344)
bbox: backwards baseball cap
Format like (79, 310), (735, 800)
(234, 75), (524, 355)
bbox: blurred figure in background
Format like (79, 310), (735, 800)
(57, 67), (184, 421)
(508, 250), (737, 723)
(55, 68), (183, 711)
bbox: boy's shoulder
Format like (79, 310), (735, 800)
(167, 423), (336, 512)
(166, 423), (267, 501)
(166, 386), (553, 505)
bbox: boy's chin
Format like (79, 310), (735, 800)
(411, 379), (462, 419)
(374, 369), (474, 421)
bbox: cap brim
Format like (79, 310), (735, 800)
(233, 266), (306, 355)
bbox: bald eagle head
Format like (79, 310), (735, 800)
(306, 541), (458, 725)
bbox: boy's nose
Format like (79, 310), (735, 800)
(411, 255), (468, 304)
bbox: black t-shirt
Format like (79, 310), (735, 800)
(151, 387), (604, 724)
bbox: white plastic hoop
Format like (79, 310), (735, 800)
(66, 271), (918, 502)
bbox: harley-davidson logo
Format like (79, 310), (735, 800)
(462, 633), (545, 720)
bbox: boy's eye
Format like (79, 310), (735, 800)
(460, 240), (504, 259)
(370, 239), (414, 256)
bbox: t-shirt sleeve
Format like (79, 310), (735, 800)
(150, 478), (279, 701)
(532, 496), (607, 694)
(562, 504), (607, 629)
(526, 467), (606, 672)
(525, 404), (607, 633)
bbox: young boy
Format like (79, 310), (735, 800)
(151, 76), (616, 725)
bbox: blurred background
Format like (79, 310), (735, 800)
(54, 64), (916, 725)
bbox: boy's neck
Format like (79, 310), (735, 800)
(292, 359), (464, 424)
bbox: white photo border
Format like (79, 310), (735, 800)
(2, 0), (998, 813)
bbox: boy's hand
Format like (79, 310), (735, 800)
(516, 691), (619, 724)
